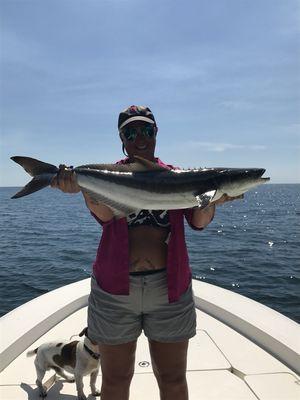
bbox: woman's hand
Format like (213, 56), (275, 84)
(212, 193), (244, 206)
(51, 164), (113, 221)
(50, 165), (80, 193)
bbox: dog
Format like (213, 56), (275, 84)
(27, 327), (101, 400)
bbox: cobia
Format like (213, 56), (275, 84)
(11, 156), (270, 216)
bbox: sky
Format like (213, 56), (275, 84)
(1, 0), (299, 185)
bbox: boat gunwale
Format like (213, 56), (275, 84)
(0, 278), (299, 375)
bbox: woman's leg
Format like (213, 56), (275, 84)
(98, 340), (137, 400)
(148, 339), (189, 400)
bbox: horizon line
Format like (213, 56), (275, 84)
(1, 183), (300, 189)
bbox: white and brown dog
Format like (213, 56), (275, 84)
(27, 327), (101, 400)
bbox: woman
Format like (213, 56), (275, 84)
(52, 105), (240, 400)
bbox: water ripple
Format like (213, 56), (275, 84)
(1, 185), (300, 322)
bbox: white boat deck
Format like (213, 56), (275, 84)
(0, 278), (299, 399)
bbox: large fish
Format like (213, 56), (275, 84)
(11, 156), (270, 216)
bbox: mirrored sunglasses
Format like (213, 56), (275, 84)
(122, 125), (156, 141)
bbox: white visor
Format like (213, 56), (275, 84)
(119, 116), (155, 130)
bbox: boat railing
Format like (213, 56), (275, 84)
(0, 278), (299, 375)
(0, 278), (89, 372)
(192, 280), (300, 375)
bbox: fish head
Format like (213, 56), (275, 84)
(217, 168), (270, 198)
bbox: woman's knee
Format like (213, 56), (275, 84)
(154, 369), (187, 387)
(99, 340), (136, 386)
(149, 340), (189, 387)
(100, 371), (134, 400)
(102, 365), (134, 386)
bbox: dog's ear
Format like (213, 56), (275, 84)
(79, 327), (88, 337)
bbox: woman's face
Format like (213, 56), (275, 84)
(120, 121), (157, 161)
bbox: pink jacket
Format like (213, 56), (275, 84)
(91, 158), (205, 303)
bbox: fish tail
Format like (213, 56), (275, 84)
(11, 156), (58, 199)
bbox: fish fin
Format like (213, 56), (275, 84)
(76, 159), (166, 173)
(11, 175), (54, 199)
(133, 156), (168, 171)
(76, 162), (149, 173)
(11, 156), (59, 199)
(82, 189), (137, 218)
(11, 156), (58, 177)
(194, 190), (217, 208)
(210, 190), (223, 202)
(77, 163), (135, 172)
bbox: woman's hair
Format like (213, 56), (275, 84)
(122, 143), (128, 157)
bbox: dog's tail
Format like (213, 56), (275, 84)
(26, 348), (38, 357)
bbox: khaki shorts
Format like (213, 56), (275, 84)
(88, 270), (196, 345)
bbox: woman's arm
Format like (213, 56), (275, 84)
(81, 192), (114, 222)
(191, 194), (244, 229)
(51, 167), (113, 222)
(191, 204), (216, 229)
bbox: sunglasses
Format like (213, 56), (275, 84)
(121, 125), (156, 141)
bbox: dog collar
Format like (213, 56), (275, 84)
(84, 344), (100, 360)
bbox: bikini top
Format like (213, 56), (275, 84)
(127, 210), (170, 228)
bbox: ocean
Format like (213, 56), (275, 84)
(0, 184), (299, 323)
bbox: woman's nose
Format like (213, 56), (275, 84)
(135, 131), (146, 142)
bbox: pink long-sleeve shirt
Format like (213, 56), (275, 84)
(91, 158), (204, 303)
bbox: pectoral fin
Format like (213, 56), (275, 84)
(195, 190), (217, 208)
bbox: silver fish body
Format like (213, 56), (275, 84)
(75, 167), (269, 215)
(11, 156), (270, 216)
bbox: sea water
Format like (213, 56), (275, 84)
(0, 184), (299, 322)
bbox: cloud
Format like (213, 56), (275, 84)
(219, 100), (254, 111)
(186, 141), (266, 152)
(281, 123), (300, 136)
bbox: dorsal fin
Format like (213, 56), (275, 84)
(133, 156), (167, 171)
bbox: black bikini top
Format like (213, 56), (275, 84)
(127, 210), (170, 228)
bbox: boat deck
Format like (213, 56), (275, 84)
(0, 279), (299, 399)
